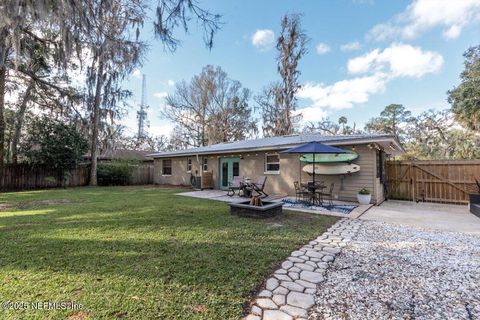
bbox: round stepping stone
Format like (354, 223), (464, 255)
(299, 271), (324, 284)
(263, 310), (292, 320)
(287, 291), (315, 309)
(244, 315), (261, 320)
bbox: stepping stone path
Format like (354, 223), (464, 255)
(243, 218), (360, 320)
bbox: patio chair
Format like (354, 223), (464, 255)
(227, 176), (244, 197)
(318, 182), (335, 206)
(294, 181), (309, 202)
(246, 176), (268, 198)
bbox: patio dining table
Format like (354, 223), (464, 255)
(301, 182), (326, 205)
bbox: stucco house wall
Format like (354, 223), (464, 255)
(153, 143), (384, 204)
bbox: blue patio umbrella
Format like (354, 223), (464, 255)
(281, 141), (350, 186)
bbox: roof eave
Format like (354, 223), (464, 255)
(149, 135), (404, 158)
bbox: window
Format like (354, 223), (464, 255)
(203, 158), (208, 171)
(265, 153), (280, 173)
(162, 159), (172, 175)
(187, 158), (192, 172)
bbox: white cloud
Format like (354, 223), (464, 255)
(315, 43), (331, 55)
(132, 69), (142, 79)
(347, 43), (444, 78)
(167, 80), (175, 86)
(251, 29), (275, 51)
(368, 0), (480, 41)
(153, 92), (168, 99)
(298, 42), (444, 118)
(298, 74), (388, 110)
(294, 106), (328, 123)
(340, 41), (361, 52)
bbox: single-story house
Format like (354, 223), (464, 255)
(149, 134), (404, 204)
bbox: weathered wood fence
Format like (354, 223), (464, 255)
(130, 165), (154, 185)
(386, 160), (480, 204)
(1, 163), (154, 192)
(0, 164), (90, 191)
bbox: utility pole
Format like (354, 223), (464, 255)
(137, 74), (149, 142)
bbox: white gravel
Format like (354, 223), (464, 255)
(310, 220), (480, 320)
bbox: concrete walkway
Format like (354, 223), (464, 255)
(361, 200), (480, 235)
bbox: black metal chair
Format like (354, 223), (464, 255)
(294, 181), (309, 202)
(318, 182), (335, 206)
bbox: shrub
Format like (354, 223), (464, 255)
(358, 188), (371, 195)
(97, 160), (137, 186)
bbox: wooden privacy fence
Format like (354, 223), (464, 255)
(129, 165), (154, 185)
(386, 160), (480, 204)
(1, 163), (155, 192)
(0, 164), (90, 192)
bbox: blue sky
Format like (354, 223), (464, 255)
(122, 0), (480, 137)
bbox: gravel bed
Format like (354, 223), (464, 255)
(310, 220), (480, 320)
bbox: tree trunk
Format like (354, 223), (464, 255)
(0, 64), (6, 174)
(11, 80), (34, 163)
(89, 60), (105, 186)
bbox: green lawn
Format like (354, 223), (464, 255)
(0, 186), (337, 319)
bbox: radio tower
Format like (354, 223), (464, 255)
(137, 74), (149, 141)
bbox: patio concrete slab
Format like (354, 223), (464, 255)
(176, 190), (286, 203)
(176, 190), (366, 218)
(361, 200), (480, 235)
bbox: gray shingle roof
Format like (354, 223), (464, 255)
(149, 133), (402, 158)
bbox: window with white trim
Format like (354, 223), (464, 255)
(203, 158), (208, 171)
(265, 153), (280, 173)
(162, 159), (172, 175)
(187, 158), (192, 172)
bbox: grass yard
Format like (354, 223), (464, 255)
(0, 186), (338, 319)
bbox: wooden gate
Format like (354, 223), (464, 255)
(386, 160), (480, 204)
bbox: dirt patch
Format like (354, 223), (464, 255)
(17, 199), (75, 209)
(191, 304), (209, 313)
(0, 203), (16, 211)
(67, 311), (90, 320)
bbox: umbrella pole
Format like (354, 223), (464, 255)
(313, 153), (316, 205)
(299, 156), (302, 187)
(313, 153), (315, 185)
